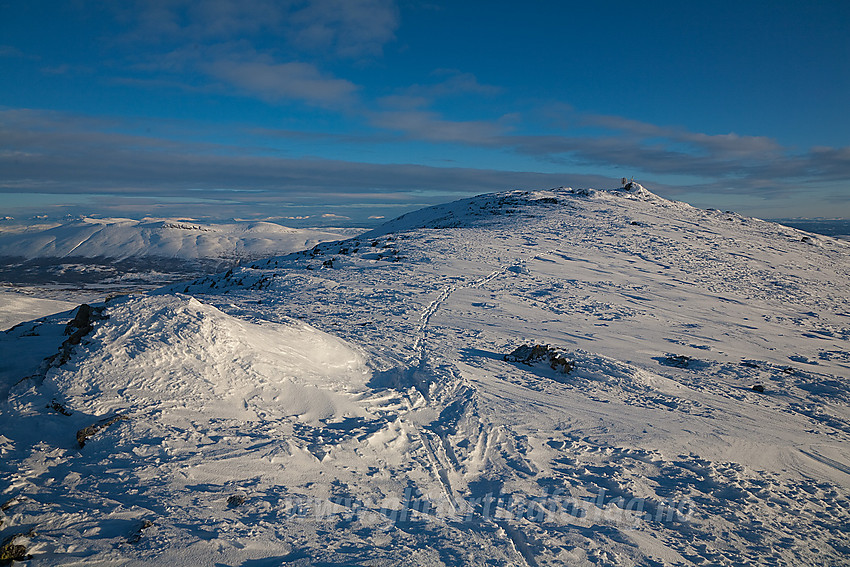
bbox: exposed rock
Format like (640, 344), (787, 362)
(504, 344), (576, 374)
(0, 535), (30, 563)
(661, 354), (692, 368)
(227, 494), (247, 508)
(66, 303), (94, 332)
(0, 497), (24, 512)
(16, 303), (109, 387)
(126, 519), (154, 544)
(64, 304), (103, 345)
(752, 384), (765, 393)
(47, 400), (72, 416)
(76, 414), (129, 448)
(533, 197), (559, 205)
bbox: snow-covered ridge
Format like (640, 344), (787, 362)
(363, 183), (689, 236)
(0, 217), (361, 261)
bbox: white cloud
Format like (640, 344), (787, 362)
(400, 70), (502, 99)
(288, 0), (399, 57)
(205, 58), (358, 106)
(0, 45), (35, 59)
(0, 109), (610, 202)
(109, 1), (396, 107)
(3, 108), (848, 217)
(369, 109), (506, 144)
(122, 0), (398, 57)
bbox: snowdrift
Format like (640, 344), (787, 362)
(23, 295), (371, 422)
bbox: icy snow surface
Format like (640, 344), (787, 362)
(1, 184), (849, 565)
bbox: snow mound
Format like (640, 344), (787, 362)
(30, 295), (370, 424)
(619, 180), (655, 198)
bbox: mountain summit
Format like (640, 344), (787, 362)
(2, 184), (849, 566)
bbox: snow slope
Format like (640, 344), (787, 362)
(0, 217), (360, 262)
(1, 184), (849, 566)
(0, 291), (76, 331)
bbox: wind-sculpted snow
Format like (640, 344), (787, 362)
(1, 184), (849, 565)
(25, 295), (371, 423)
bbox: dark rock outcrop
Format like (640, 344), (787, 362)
(504, 344), (576, 374)
(227, 494), (247, 508)
(76, 414), (129, 448)
(0, 535), (30, 564)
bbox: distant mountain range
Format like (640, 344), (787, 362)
(774, 218), (850, 240)
(0, 217), (362, 262)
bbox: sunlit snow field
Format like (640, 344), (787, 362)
(1, 185), (849, 566)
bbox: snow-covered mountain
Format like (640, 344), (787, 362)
(0, 217), (360, 262)
(0, 218), (361, 312)
(1, 184), (849, 566)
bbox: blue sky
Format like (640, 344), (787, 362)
(1, 0), (848, 225)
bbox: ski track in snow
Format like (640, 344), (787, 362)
(406, 254), (563, 566)
(799, 449), (850, 477)
(1, 184), (850, 566)
(412, 263), (528, 361)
